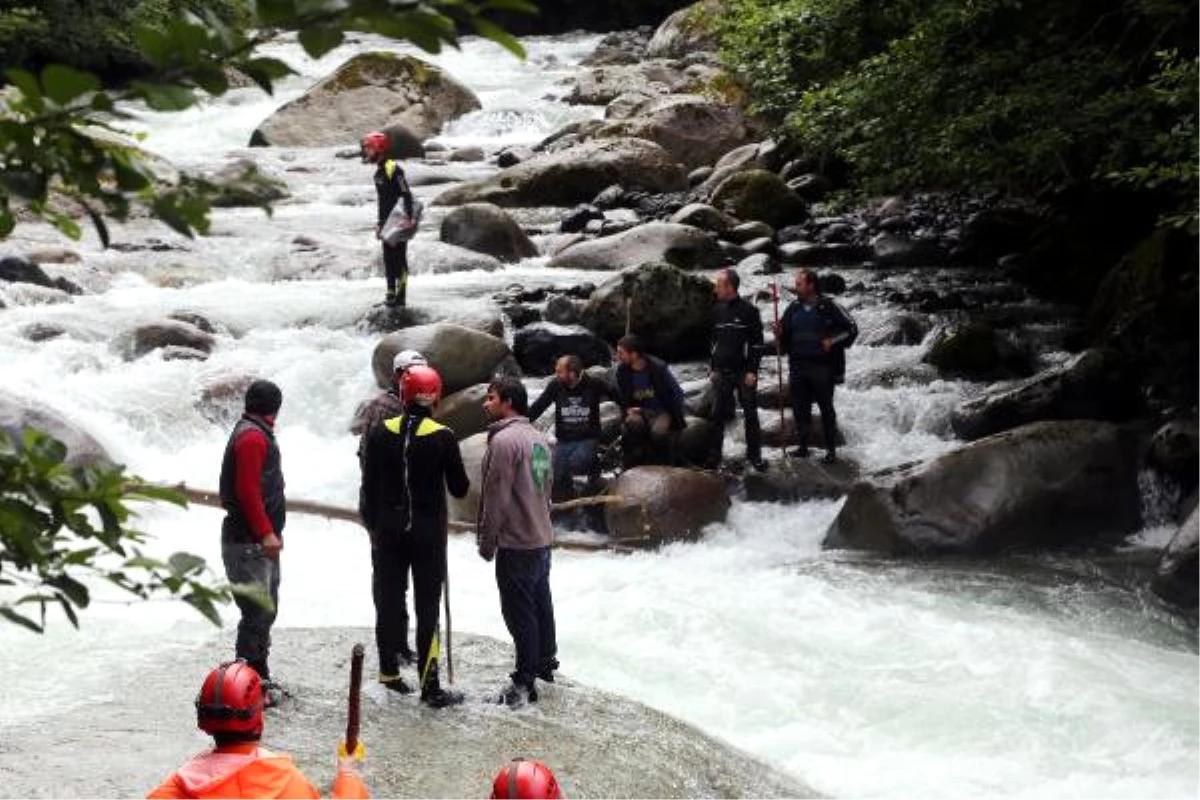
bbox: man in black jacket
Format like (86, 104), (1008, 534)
(614, 334), (687, 468)
(705, 268), (767, 471)
(774, 269), (858, 463)
(528, 354), (620, 500)
(360, 365), (470, 708)
(362, 130), (416, 308)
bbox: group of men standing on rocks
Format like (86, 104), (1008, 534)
(528, 266), (858, 499)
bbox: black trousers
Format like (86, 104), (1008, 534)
(706, 370), (762, 463)
(621, 411), (674, 468)
(382, 241), (408, 303)
(788, 361), (837, 452)
(372, 533), (444, 689)
(495, 547), (557, 688)
(222, 540), (280, 681)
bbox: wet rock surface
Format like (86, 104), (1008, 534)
(0, 627), (816, 798)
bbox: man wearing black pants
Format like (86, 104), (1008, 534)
(775, 269), (857, 463)
(705, 268), (767, 471)
(478, 376), (558, 708)
(360, 365), (470, 708)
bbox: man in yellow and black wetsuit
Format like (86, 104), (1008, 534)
(359, 365), (470, 707)
(361, 130), (416, 307)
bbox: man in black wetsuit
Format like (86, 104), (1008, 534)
(362, 130), (416, 307)
(359, 365), (470, 708)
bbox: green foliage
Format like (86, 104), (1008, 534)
(719, 0), (1198, 226)
(0, 0), (535, 242)
(0, 427), (230, 632)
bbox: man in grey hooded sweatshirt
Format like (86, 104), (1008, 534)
(477, 375), (558, 708)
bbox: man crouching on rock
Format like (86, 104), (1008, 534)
(477, 376), (560, 707)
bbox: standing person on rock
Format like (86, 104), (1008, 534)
(477, 376), (559, 708)
(351, 348), (428, 667)
(362, 130), (416, 308)
(148, 660), (369, 799)
(613, 334), (688, 468)
(219, 379), (287, 708)
(527, 353), (620, 501)
(774, 269), (857, 463)
(360, 365), (470, 708)
(705, 267), (767, 472)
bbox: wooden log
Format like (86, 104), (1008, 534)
(153, 483), (643, 554)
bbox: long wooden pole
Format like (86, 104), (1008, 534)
(155, 482), (643, 553)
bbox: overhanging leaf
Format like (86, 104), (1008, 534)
(41, 64), (100, 106)
(298, 25), (344, 59)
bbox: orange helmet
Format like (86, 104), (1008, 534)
(490, 758), (563, 799)
(400, 364), (442, 407)
(361, 131), (389, 162)
(196, 660), (264, 737)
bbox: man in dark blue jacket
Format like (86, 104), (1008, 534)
(706, 268), (767, 471)
(775, 269), (857, 463)
(614, 334), (687, 468)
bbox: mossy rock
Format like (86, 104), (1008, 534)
(249, 51), (480, 146)
(709, 169), (807, 228)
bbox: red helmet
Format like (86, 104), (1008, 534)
(490, 758), (563, 799)
(400, 364), (442, 407)
(195, 660), (264, 737)
(361, 131), (389, 161)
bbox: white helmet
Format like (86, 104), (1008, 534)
(393, 349), (428, 372)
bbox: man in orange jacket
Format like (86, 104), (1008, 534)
(148, 660), (369, 799)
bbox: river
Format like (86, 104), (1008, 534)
(0, 30), (1195, 800)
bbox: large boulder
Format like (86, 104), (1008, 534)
(372, 323), (511, 394)
(922, 321), (1032, 379)
(743, 458), (854, 502)
(0, 391), (111, 465)
(432, 138), (687, 208)
(1087, 227), (1198, 411)
(1151, 506), (1199, 609)
(434, 384), (491, 441)
(447, 432), (489, 523)
(565, 62), (682, 106)
(129, 320), (216, 360)
(579, 263), (714, 360)
(406, 241), (503, 275)
(0, 255), (55, 288)
(950, 349), (1141, 440)
(249, 52), (480, 146)
(1146, 417), (1199, 492)
(439, 203), (537, 263)
(709, 170), (807, 229)
(206, 159), (289, 208)
(605, 466), (729, 544)
(547, 222), (722, 272)
(513, 323), (613, 377)
(595, 95), (749, 170)
(646, 1), (722, 58)
(823, 420), (1142, 555)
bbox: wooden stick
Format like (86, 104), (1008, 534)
(344, 644), (364, 754)
(158, 483), (644, 553)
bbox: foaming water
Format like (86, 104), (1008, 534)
(0, 30), (1195, 800)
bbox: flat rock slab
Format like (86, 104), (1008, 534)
(0, 627), (817, 799)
